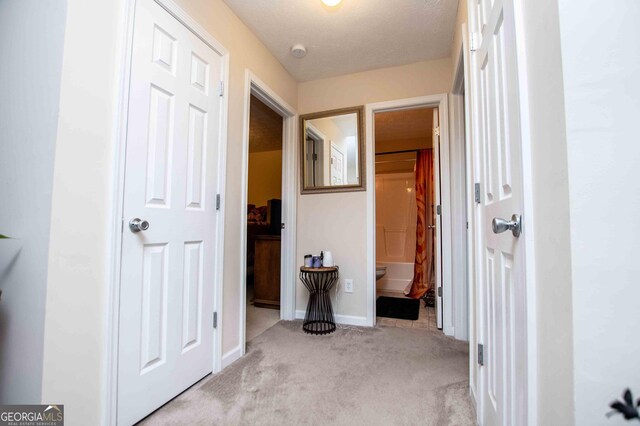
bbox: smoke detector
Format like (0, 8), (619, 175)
(290, 44), (307, 59)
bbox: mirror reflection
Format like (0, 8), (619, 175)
(300, 107), (364, 193)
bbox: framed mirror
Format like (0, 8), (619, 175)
(300, 106), (365, 194)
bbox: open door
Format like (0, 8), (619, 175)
(469, 0), (528, 423)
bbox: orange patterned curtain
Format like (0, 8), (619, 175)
(405, 149), (435, 299)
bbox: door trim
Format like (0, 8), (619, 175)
(450, 23), (477, 409)
(450, 36), (471, 343)
(106, 0), (230, 424)
(238, 70), (298, 360)
(365, 94), (452, 329)
(512, 1), (539, 423)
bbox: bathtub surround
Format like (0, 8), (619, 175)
(375, 172), (417, 264)
(140, 321), (474, 426)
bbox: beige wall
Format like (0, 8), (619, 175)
(248, 150), (283, 207)
(42, 0), (296, 424)
(296, 59), (452, 320)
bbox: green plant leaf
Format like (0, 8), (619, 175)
(0, 234), (10, 239)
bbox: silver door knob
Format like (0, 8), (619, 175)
(492, 214), (521, 237)
(427, 225), (436, 230)
(129, 218), (150, 233)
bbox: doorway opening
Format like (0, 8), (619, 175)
(237, 72), (297, 365)
(245, 94), (283, 341)
(374, 107), (441, 330)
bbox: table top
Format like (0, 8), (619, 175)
(300, 266), (339, 272)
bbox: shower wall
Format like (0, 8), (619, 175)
(376, 171), (416, 292)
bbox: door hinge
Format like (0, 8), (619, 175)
(281, 223), (285, 230)
(470, 32), (481, 52)
(434, 126), (440, 137)
(436, 205), (441, 215)
(478, 343), (484, 366)
(213, 312), (218, 329)
(437, 287), (442, 297)
(218, 81), (224, 97)
(216, 194), (221, 210)
(474, 183), (481, 204)
(466, 221), (469, 229)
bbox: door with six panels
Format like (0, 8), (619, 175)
(117, 0), (224, 423)
(468, 0), (528, 424)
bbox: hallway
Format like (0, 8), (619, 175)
(141, 321), (473, 425)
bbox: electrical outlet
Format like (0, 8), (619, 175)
(344, 279), (353, 293)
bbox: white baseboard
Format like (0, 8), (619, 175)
(221, 344), (242, 369)
(295, 310), (369, 327)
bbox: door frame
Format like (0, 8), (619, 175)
(105, 0), (230, 424)
(365, 94), (452, 329)
(451, 24), (476, 406)
(238, 70), (298, 358)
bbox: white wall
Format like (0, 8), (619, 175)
(297, 59), (452, 320)
(0, 0), (66, 404)
(513, 0), (576, 423)
(557, 1), (640, 424)
(41, 1), (128, 424)
(41, 0), (297, 424)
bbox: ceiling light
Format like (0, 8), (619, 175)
(322, 0), (342, 7)
(291, 44), (307, 59)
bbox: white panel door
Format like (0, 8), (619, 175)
(330, 144), (345, 185)
(117, 0), (223, 424)
(469, 0), (527, 424)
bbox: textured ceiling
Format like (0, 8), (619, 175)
(223, 0), (459, 81)
(375, 107), (434, 153)
(249, 95), (283, 153)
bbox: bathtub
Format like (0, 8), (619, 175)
(376, 261), (414, 294)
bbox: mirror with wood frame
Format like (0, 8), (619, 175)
(300, 106), (365, 194)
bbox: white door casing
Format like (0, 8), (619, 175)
(117, 0), (224, 423)
(433, 108), (444, 330)
(469, 0), (528, 424)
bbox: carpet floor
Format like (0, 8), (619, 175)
(140, 321), (474, 426)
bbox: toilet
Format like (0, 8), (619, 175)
(376, 265), (387, 281)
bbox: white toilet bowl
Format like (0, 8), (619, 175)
(376, 265), (387, 281)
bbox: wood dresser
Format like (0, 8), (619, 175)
(253, 235), (281, 309)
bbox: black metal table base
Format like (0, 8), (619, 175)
(300, 268), (339, 335)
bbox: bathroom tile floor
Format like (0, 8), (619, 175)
(376, 291), (439, 330)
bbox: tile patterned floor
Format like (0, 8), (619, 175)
(376, 291), (439, 330)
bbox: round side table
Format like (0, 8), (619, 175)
(299, 266), (339, 335)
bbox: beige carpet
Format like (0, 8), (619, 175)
(140, 321), (475, 426)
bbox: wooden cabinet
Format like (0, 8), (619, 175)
(253, 235), (280, 309)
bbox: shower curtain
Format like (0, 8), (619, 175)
(404, 149), (434, 299)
